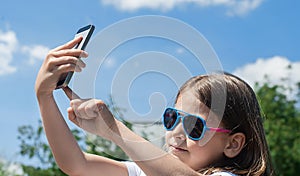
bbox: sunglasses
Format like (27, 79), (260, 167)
(162, 107), (231, 141)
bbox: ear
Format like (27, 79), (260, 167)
(223, 132), (246, 158)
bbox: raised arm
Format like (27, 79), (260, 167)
(36, 37), (201, 176)
(67, 97), (202, 176)
(35, 37), (128, 176)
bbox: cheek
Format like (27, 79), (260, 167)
(185, 136), (226, 170)
(184, 139), (213, 170)
(165, 131), (172, 142)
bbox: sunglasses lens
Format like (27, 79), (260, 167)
(163, 108), (178, 129)
(183, 115), (204, 139)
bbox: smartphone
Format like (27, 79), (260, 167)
(56, 24), (95, 89)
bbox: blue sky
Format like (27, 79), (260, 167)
(0, 0), (300, 167)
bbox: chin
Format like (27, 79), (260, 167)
(170, 153), (180, 159)
(167, 149), (180, 160)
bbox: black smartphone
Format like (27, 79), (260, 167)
(56, 24), (95, 89)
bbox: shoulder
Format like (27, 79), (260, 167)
(210, 171), (237, 176)
(123, 161), (147, 176)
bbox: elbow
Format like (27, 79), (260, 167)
(59, 166), (88, 176)
(55, 157), (87, 176)
(58, 165), (85, 176)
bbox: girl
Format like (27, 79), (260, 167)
(35, 37), (274, 175)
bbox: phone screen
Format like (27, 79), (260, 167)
(56, 25), (95, 89)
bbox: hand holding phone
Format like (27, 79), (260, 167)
(56, 24), (95, 89)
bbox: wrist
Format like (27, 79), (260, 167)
(36, 90), (54, 103)
(102, 120), (126, 144)
(108, 121), (144, 147)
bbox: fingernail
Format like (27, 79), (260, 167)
(75, 66), (82, 72)
(98, 105), (104, 111)
(81, 51), (88, 57)
(77, 58), (86, 68)
(81, 62), (86, 68)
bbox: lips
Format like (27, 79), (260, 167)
(170, 145), (188, 153)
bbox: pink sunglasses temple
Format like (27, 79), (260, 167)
(209, 127), (231, 133)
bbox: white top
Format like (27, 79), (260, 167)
(124, 161), (146, 176)
(124, 161), (237, 176)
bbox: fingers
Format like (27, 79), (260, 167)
(45, 51), (87, 79)
(70, 99), (105, 120)
(52, 49), (88, 59)
(46, 36), (88, 72)
(47, 51), (87, 69)
(36, 37), (88, 96)
(67, 107), (81, 127)
(53, 36), (83, 51)
(67, 99), (116, 137)
(85, 100), (100, 118)
(63, 86), (81, 100)
(53, 60), (82, 74)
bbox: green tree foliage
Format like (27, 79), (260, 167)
(255, 79), (300, 175)
(17, 95), (133, 175)
(0, 160), (21, 176)
(15, 82), (300, 175)
(17, 120), (75, 176)
(0, 161), (11, 176)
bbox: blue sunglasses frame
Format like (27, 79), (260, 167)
(162, 107), (231, 140)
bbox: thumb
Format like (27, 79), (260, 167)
(67, 107), (80, 127)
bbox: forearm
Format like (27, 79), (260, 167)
(111, 122), (200, 176)
(37, 93), (86, 175)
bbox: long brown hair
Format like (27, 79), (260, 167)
(176, 72), (275, 175)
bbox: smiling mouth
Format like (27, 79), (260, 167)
(170, 145), (188, 153)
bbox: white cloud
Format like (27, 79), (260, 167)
(0, 28), (50, 76)
(100, 0), (265, 16)
(0, 30), (18, 75)
(22, 45), (50, 65)
(233, 56), (300, 98)
(224, 0), (264, 16)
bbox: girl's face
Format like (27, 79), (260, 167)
(165, 91), (229, 171)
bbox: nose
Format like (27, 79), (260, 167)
(171, 121), (186, 141)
